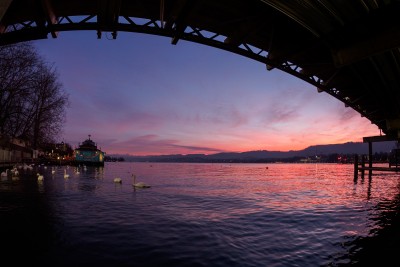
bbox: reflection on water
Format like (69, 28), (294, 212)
(328, 181), (400, 267)
(0, 162), (399, 266)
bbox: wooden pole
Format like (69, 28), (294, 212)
(368, 142), (373, 178)
(354, 154), (359, 182)
(361, 155), (365, 181)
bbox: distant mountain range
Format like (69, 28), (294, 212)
(111, 141), (398, 163)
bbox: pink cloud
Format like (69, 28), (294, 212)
(36, 33), (384, 156)
(101, 135), (225, 155)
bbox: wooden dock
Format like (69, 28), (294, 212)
(359, 166), (400, 172)
(352, 135), (400, 181)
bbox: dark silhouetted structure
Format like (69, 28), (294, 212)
(1, 1), (400, 141)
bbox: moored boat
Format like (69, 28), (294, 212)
(73, 135), (105, 166)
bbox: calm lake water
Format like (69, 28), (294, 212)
(1, 162), (399, 266)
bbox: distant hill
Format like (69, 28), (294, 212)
(301, 141), (396, 156)
(112, 141), (398, 163)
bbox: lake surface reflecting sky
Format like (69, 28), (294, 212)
(1, 162), (399, 266)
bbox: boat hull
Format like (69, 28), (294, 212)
(74, 149), (105, 166)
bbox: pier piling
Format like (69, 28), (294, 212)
(368, 142), (373, 177)
(361, 155), (365, 180)
(354, 135), (400, 180)
(354, 154), (358, 182)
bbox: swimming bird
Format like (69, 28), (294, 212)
(12, 168), (19, 176)
(64, 169), (70, 179)
(132, 174), (150, 188)
(113, 177), (122, 183)
(1, 169), (9, 177)
(37, 173), (44, 181)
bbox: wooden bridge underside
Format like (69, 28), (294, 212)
(1, 0), (400, 140)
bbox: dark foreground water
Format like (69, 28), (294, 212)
(1, 162), (399, 266)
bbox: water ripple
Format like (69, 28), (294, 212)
(1, 162), (399, 266)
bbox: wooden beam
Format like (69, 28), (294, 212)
(0, 28), (48, 45)
(330, 2), (400, 66)
(386, 118), (400, 132)
(171, 0), (197, 45)
(363, 135), (398, 143)
(368, 141), (372, 177)
(223, 17), (265, 47)
(354, 154), (358, 182)
(97, 0), (121, 33)
(40, 0), (58, 38)
(332, 26), (400, 66)
(0, 0), (13, 22)
(0, 0), (13, 34)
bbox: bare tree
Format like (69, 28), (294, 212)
(30, 61), (69, 149)
(0, 42), (69, 149)
(0, 43), (38, 136)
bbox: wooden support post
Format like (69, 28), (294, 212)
(361, 155), (365, 180)
(354, 154), (359, 182)
(368, 142), (373, 178)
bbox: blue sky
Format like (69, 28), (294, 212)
(33, 31), (380, 155)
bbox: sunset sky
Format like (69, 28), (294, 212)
(33, 31), (380, 155)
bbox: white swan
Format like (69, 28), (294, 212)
(1, 169), (8, 177)
(37, 173), (44, 181)
(113, 177), (122, 183)
(64, 169), (70, 179)
(12, 168), (19, 176)
(132, 174), (150, 188)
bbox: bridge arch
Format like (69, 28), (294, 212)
(1, 0), (400, 140)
